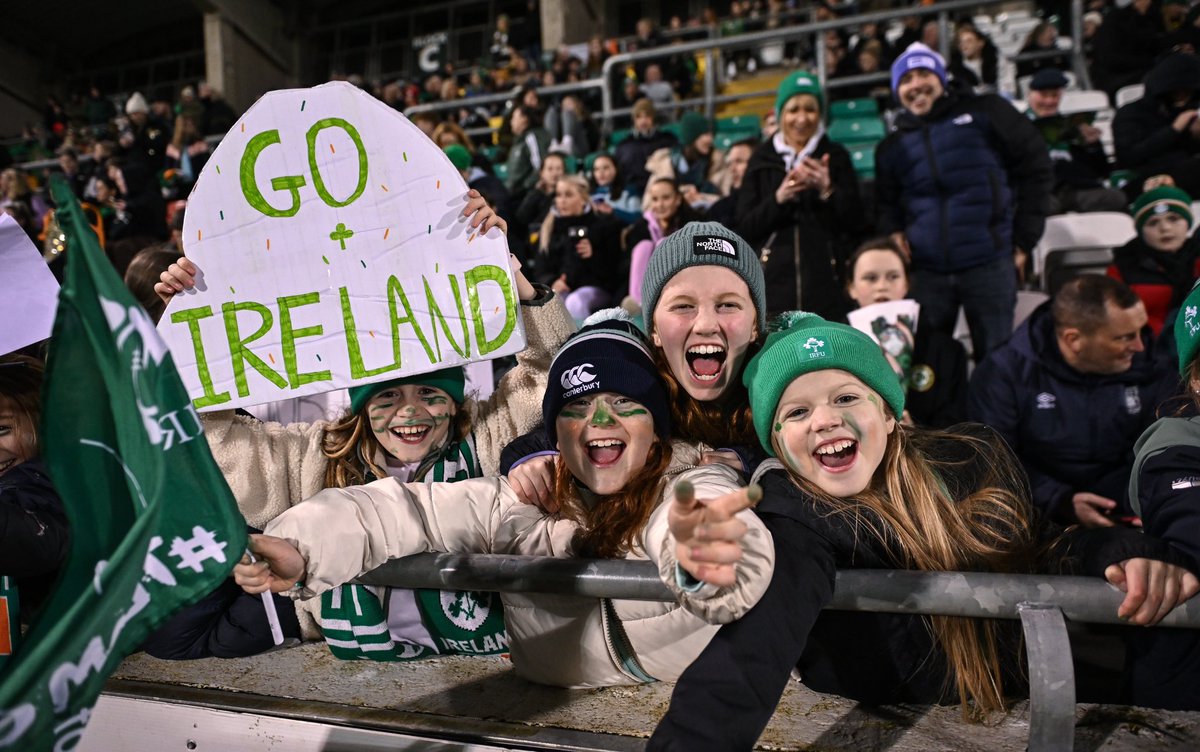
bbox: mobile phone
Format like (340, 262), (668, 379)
(569, 226), (588, 240)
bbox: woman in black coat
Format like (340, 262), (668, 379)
(734, 72), (863, 320)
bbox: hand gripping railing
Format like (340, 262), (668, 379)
(356, 554), (1200, 752)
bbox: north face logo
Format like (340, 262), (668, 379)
(693, 235), (737, 258)
(560, 364), (596, 389)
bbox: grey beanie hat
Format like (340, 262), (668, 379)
(641, 221), (767, 334)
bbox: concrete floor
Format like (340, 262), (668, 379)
(107, 643), (1200, 750)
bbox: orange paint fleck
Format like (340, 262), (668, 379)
(268, 353), (276, 365)
(384, 228), (390, 240)
(381, 184), (389, 192)
(436, 180), (441, 189)
(329, 143), (336, 154)
(197, 229), (202, 241)
(240, 123), (245, 132)
(266, 238), (271, 250)
(368, 331), (376, 339)
(468, 232), (476, 243)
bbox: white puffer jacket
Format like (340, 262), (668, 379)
(264, 444), (775, 688)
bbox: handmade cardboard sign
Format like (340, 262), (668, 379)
(157, 81), (524, 412)
(0, 214), (60, 356)
(848, 300), (919, 390)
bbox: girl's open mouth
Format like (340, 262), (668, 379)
(586, 438), (626, 466)
(0, 458), (15, 475)
(814, 439), (858, 471)
(686, 345), (726, 382)
(390, 425), (432, 444)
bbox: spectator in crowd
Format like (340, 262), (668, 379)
(1108, 183), (1199, 336)
(626, 177), (705, 307)
(844, 237), (969, 428)
(1081, 11), (1103, 68)
(969, 274), (1176, 527)
(614, 98), (679, 196)
(649, 311), (1197, 750)
(1026, 68), (1127, 214)
(706, 138), (756, 229)
(55, 147), (88, 200)
(852, 21), (895, 67)
(1113, 52), (1200, 199)
(0, 355), (69, 642)
(639, 64), (678, 117)
(0, 168), (33, 215)
(545, 94), (598, 159)
(119, 92), (168, 171)
(504, 104), (552, 202)
(877, 43), (1053, 360)
(235, 316), (771, 689)
(588, 153), (641, 225)
(533, 175), (623, 319)
(832, 39), (891, 103)
(1017, 22), (1071, 80)
(444, 145), (513, 233)
(164, 115), (210, 197)
(1090, 0), (1167, 99)
(84, 85), (116, 128)
(949, 23), (1014, 97)
(736, 72), (863, 319)
(196, 82), (237, 137)
(1127, 280), (1200, 711)
(514, 151), (567, 248)
(676, 111), (719, 194)
(1171, 4), (1200, 51)
(123, 245), (182, 323)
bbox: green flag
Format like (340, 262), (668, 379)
(0, 176), (246, 749)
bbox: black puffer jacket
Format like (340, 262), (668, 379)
(1113, 53), (1200, 195)
(0, 460), (69, 615)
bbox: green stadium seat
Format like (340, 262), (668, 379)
(561, 154), (579, 173)
(583, 151), (606, 172)
(848, 142), (877, 179)
(480, 144), (503, 165)
(608, 128), (632, 151)
(661, 121), (684, 142)
(827, 117), (886, 144)
(493, 163), (509, 181)
(830, 98), (880, 119)
(715, 130), (759, 152)
(716, 114), (761, 133)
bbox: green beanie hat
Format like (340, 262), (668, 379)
(678, 111), (712, 146)
(640, 221), (768, 335)
(348, 367), (467, 415)
(775, 71), (824, 120)
(1174, 280), (1200, 376)
(1131, 185), (1194, 234)
(744, 313), (906, 456)
(443, 144), (471, 171)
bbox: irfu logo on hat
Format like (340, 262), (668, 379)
(802, 337), (828, 359)
(1186, 305), (1199, 337)
(693, 235), (737, 258)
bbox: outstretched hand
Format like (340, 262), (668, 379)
(670, 481), (762, 588)
(1105, 558), (1200, 626)
(153, 256), (198, 306)
(463, 189), (507, 236)
(233, 534), (307, 595)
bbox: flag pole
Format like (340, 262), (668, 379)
(245, 544), (284, 646)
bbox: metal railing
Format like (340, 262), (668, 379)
(357, 552), (1200, 752)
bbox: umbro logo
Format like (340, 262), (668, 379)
(1036, 392), (1056, 409)
(952, 114), (974, 126)
(560, 364), (596, 389)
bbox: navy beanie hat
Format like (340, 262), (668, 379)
(544, 310), (670, 446)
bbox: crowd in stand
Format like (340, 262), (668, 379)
(7, 1), (1200, 744)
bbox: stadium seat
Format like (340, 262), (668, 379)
(607, 128), (631, 151)
(661, 121), (685, 142)
(848, 143), (877, 180)
(1014, 290), (1049, 329)
(481, 144), (503, 165)
(830, 98), (879, 119)
(827, 117), (886, 144)
(583, 151), (605, 172)
(1033, 212), (1136, 293)
(715, 129), (758, 151)
(562, 154), (578, 173)
(1059, 90), (1109, 116)
(493, 163), (509, 181)
(716, 114), (760, 133)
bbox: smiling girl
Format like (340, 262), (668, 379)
(650, 313), (1199, 749)
(235, 317), (773, 688)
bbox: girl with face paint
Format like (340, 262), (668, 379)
(649, 313), (1200, 750)
(235, 316), (773, 689)
(143, 193), (580, 662)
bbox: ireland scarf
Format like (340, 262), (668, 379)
(0, 176), (245, 749)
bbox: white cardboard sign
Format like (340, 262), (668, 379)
(157, 81), (524, 412)
(0, 214), (60, 355)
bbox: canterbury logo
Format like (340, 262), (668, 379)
(560, 364), (597, 389)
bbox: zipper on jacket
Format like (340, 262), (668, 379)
(601, 598), (656, 683)
(920, 127), (950, 269)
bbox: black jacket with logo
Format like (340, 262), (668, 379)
(967, 302), (1177, 523)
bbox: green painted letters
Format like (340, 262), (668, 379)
(278, 292), (332, 388)
(465, 265), (516, 355)
(424, 275), (469, 360)
(341, 286), (400, 378)
(222, 301), (288, 396)
(307, 118), (368, 207)
(170, 305), (231, 408)
(240, 129), (306, 217)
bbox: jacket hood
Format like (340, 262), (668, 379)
(894, 77), (971, 130)
(1010, 301), (1159, 384)
(1145, 53), (1200, 100)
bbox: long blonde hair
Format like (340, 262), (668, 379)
(321, 405), (474, 488)
(539, 174), (591, 253)
(774, 424), (1037, 717)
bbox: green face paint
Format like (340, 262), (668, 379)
(558, 407), (588, 420)
(420, 395), (449, 406)
(774, 422), (782, 432)
(843, 413), (864, 442)
(590, 399), (616, 427)
(866, 393), (885, 416)
(615, 407), (648, 418)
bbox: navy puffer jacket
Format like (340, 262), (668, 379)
(876, 83), (1052, 273)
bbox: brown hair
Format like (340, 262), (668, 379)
(431, 121), (476, 153)
(845, 236), (910, 289)
(1052, 274), (1141, 335)
(0, 355), (45, 461)
(124, 245), (182, 323)
(321, 402), (474, 488)
(552, 439), (674, 558)
(773, 423), (1037, 717)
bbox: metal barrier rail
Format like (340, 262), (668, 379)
(357, 553), (1200, 752)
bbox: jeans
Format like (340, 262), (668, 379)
(912, 255), (1017, 361)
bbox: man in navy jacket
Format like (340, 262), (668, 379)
(969, 275), (1177, 527)
(876, 43), (1053, 360)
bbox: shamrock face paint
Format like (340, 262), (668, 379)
(366, 384), (457, 463)
(771, 369), (895, 498)
(555, 391), (655, 495)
